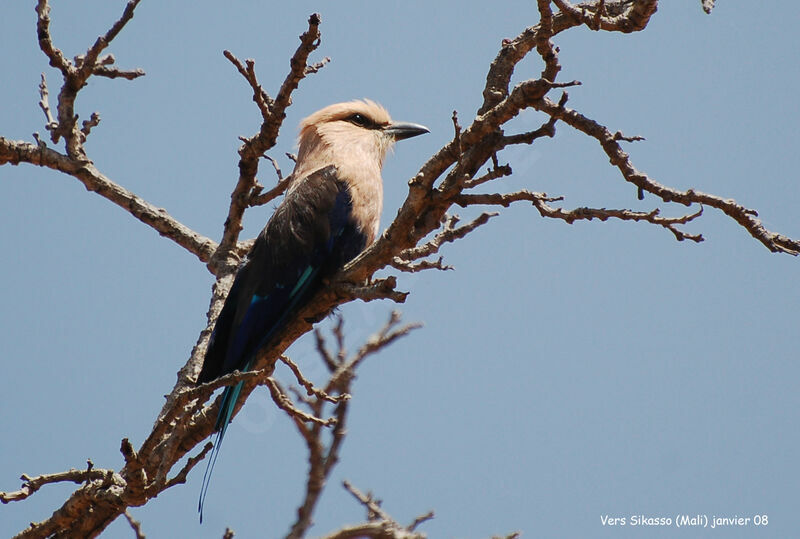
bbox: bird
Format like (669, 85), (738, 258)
(196, 99), (428, 519)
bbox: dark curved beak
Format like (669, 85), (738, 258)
(384, 121), (430, 141)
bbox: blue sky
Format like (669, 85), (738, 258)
(1, 1), (799, 538)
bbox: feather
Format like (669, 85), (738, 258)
(197, 165), (367, 519)
(196, 100), (427, 521)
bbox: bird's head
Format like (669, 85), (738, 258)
(293, 99), (429, 180)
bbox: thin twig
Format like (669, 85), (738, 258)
(278, 355), (347, 403)
(408, 511), (435, 531)
(0, 466), (110, 504)
(532, 95), (799, 254)
(265, 377), (337, 427)
(123, 510), (146, 539)
(215, 14), (324, 262)
(80, 112), (101, 139)
(249, 177), (292, 207)
(305, 56), (331, 75)
(93, 65), (145, 80)
(343, 480), (391, 522)
(37, 73), (57, 132)
(223, 50), (274, 120)
(391, 255), (453, 273)
(462, 162), (513, 189)
(333, 277), (409, 304)
(397, 212), (499, 263)
(457, 190), (705, 242)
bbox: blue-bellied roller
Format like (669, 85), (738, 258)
(197, 100), (428, 518)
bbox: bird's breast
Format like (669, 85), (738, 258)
(335, 160), (383, 245)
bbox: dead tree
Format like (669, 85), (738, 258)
(0, 0), (795, 537)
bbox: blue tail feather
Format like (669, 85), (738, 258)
(198, 379), (245, 522)
(196, 165), (370, 521)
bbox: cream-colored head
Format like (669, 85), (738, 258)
(292, 99), (426, 180)
(289, 100), (428, 243)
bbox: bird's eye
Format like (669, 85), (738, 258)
(347, 113), (372, 128)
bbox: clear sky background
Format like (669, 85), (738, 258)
(2, 2), (799, 538)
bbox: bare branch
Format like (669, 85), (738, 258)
(278, 355), (348, 404)
(6, 2), (800, 537)
(314, 327), (339, 372)
(397, 212), (498, 263)
(497, 94), (564, 152)
(223, 50), (274, 120)
(329, 313), (422, 392)
(80, 112), (101, 139)
(0, 466), (110, 504)
(594, 0), (607, 29)
(552, 0), (658, 32)
(613, 130), (645, 142)
(120, 438), (146, 502)
(264, 154), (284, 181)
(312, 481), (430, 539)
(123, 510), (145, 539)
(78, 0), (142, 81)
(140, 367), (269, 466)
(319, 521), (422, 539)
(162, 443), (213, 491)
(408, 511), (436, 531)
(532, 95), (800, 255)
(452, 110), (463, 165)
(35, 0), (144, 154)
(215, 14), (324, 264)
(37, 73), (57, 133)
(305, 56), (331, 75)
(343, 480), (392, 522)
(265, 377), (337, 427)
(332, 316), (347, 365)
(285, 313), (420, 539)
(478, 0), (655, 117)
(93, 65), (146, 80)
(0, 137), (218, 264)
(274, 13), (323, 118)
(35, 0), (70, 75)
(391, 255), (453, 273)
(249, 176), (292, 207)
(333, 277), (409, 304)
(462, 161), (513, 189)
(457, 190), (705, 243)
(3, 3), (221, 285)
(535, 0), (560, 83)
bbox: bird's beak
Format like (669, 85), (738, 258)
(384, 121), (430, 141)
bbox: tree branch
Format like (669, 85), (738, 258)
(35, 0), (144, 156)
(123, 510), (145, 539)
(310, 481), (430, 539)
(214, 14), (324, 267)
(457, 190), (705, 243)
(265, 377), (337, 427)
(5, 2), (800, 537)
(0, 137), (218, 263)
(285, 313), (421, 539)
(0, 465), (109, 504)
(532, 95), (800, 254)
(396, 212), (498, 264)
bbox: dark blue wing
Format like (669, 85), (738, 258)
(197, 165), (368, 520)
(198, 165), (366, 385)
